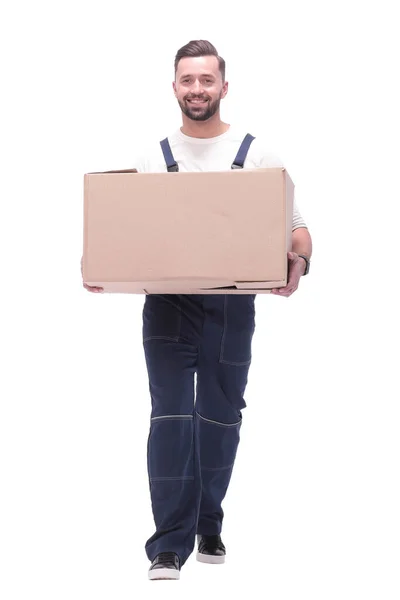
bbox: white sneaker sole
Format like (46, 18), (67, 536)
(196, 552), (225, 564)
(148, 567), (180, 580)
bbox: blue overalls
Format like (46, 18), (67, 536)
(142, 134), (257, 566)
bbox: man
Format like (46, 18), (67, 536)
(82, 40), (312, 580)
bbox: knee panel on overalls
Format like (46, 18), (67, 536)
(148, 414), (195, 481)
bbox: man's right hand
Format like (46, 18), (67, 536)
(81, 257), (104, 293)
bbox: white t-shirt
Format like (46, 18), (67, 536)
(133, 126), (307, 231)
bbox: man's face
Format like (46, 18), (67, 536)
(173, 56), (228, 122)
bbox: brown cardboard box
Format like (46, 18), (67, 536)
(82, 167), (294, 294)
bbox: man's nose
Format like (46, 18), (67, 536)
(190, 80), (203, 94)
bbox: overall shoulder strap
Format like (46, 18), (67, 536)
(160, 138), (179, 172)
(231, 133), (256, 169)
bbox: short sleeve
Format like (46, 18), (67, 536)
(293, 193), (307, 230)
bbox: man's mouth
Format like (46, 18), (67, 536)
(186, 98), (208, 104)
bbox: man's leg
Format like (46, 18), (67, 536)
(195, 294), (255, 540)
(142, 294), (204, 568)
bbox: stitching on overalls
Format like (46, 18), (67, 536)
(151, 414), (193, 421)
(195, 411), (241, 427)
(219, 357), (252, 366)
(150, 476), (195, 482)
(201, 463), (234, 472)
(219, 296), (228, 362)
(143, 335), (180, 342)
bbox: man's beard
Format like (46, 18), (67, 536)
(178, 95), (221, 122)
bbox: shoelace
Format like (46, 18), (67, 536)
(156, 551), (177, 562)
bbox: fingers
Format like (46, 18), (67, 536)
(83, 283), (104, 293)
(271, 284), (298, 297)
(279, 288), (296, 296)
(81, 260), (103, 293)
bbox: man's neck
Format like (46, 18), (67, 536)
(180, 115), (230, 139)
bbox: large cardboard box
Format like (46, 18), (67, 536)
(82, 168), (294, 294)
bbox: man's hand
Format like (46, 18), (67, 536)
(271, 251), (306, 297)
(81, 257), (104, 293)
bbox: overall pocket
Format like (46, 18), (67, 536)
(142, 294), (182, 342)
(219, 295), (255, 366)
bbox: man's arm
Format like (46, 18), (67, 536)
(271, 227), (313, 296)
(292, 226), (312, 275)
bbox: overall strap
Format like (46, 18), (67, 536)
(161, 132), (255, 171)
(160, 138), (179, 172)
(231, 133), (255, 169)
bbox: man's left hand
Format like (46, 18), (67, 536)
(271, 251), (306, 297)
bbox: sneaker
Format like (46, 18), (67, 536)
(196, 534), (226, 564)
(148, 551), (180, 580)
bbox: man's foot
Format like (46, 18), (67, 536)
(148, 552), (180, 580)
(196, 534), (226, 564)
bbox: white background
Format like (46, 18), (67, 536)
(1, 0), (399, 598)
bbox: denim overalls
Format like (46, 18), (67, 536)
(142, 134), (257, 565)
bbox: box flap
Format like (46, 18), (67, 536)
(198, 281), (283, 290)
(234, 281), (281, 289)
(86, 168), (138, 175)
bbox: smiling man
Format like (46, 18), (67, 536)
(142, 40), (312, 581)
(176, 64), (225, 123)
(83, 39), (312, 580)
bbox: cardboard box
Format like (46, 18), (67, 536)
(82, 167), (294, 294)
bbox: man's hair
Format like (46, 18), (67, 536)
(174, 40), (226, 82)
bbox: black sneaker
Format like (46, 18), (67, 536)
(196, 534), (226, 564)
(148, 551), (180, 580)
